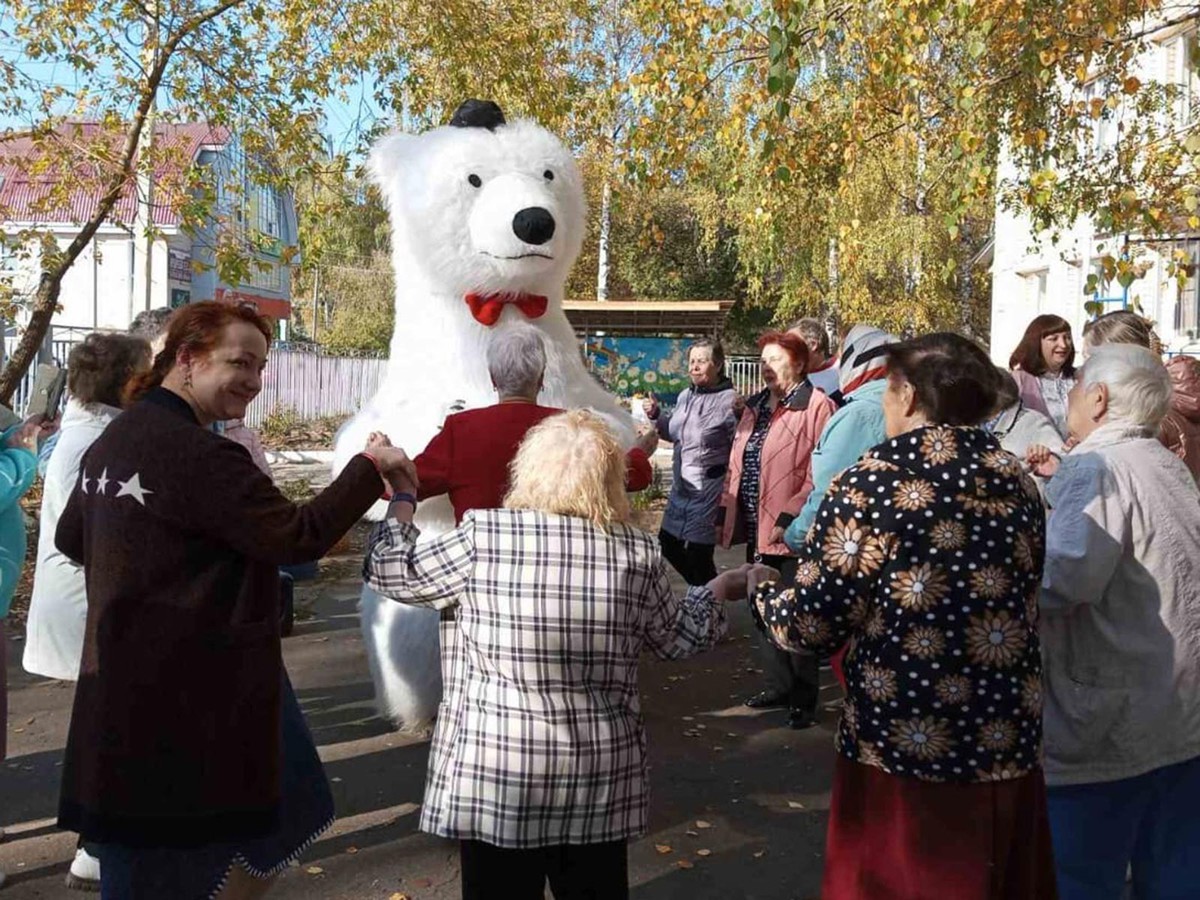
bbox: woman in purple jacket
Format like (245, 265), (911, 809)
(643, 340), (738, 585)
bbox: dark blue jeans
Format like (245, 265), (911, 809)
(1047, 754), (1200, 900)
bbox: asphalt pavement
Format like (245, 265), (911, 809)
(1, 459), (836, 899)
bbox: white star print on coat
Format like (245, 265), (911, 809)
(115, 472), (153, 506)
(95, 468), (110, 495)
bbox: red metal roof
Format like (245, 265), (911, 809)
(0, 121), (229, 228)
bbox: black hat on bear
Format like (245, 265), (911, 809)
(449, 99), (506, 131)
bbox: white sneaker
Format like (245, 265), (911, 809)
(65, 848), (100, 892)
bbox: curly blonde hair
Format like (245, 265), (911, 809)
(504, 410), (631, 528)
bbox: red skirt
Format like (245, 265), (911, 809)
(822, 756), (1058, 900)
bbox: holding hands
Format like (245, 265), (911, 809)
(1025, 443), (1061, 479)
(706, 563), (781, 602)
(365, 432), (419, 495)
(6, 414), (57, 453)
(635, 423), (660, 456)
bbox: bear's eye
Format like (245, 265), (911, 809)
(468, 174), (482, 188)
(543, 169), (554, 181)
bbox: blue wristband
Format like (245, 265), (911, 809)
(390, 492), (417, 507)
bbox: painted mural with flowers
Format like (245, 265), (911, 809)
(582, 337), (692, 405)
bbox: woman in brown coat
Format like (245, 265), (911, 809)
(54, 302), (413, 900)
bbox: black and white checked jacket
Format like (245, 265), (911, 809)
(363, 508), (728, 847)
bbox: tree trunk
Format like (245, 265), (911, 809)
(0, 0), (244, 404)
(596, 180), (612, 301)
(0, 273), (62, 405)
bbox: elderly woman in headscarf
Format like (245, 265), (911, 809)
(784, 325), (898, 551)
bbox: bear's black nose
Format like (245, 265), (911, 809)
(512, 207), (556, 245)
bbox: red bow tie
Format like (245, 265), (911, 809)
(464, 292), (549, 327)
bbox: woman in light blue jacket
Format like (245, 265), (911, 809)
(784, 325), (897, 550)
(644, 340), (738, 585)
(0, 415), (50, 888)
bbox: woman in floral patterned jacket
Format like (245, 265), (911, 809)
(753, 333), (1058, 900)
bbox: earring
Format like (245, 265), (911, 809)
(183, 367), (193, 389)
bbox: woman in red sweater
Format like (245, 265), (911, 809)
(414, 324), (657, 522)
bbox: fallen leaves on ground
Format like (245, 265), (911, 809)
(655, 844), (673, 855)
(260, 412), (348, 451)
(305, 866), (324, 876)
(696, 849), (712, 857)
(695, 820), (713, 829)
(676, 860), (694, 870)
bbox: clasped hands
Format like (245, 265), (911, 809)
(5, 413), (58, 453)
(707, 563), (780, 603)
(365, 432), (419, 495)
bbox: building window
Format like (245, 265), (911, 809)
(1176, 238), (1200, 336)
(0, 241), (17, 272)
(1024, 270), (1048, 313)
(1165, 31), (1199, 126)
(249, 262), (282, 292)
(256, 185), (280, 240)
(1083, 79), (1118, 151)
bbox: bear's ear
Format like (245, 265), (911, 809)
(367, 130), (416, 194)
(449, 99), (506, 131)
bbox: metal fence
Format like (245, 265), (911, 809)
(727, 356), (761, 397)
(4, 346), (761, 424)
(3, 336), (78, 415)
(2, 331), (388, 425)
(245, 349), (387, 427)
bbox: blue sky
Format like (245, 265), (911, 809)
(0, 30), (389, 160)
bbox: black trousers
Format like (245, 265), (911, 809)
(460, 839), (629, 900)
(658, 529), (718, 586)
(747, 549), (820, 714)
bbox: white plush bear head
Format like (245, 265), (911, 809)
(369, 99), (586, 306)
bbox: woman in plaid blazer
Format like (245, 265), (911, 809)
(364, 410), (771, 900)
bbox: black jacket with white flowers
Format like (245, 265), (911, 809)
(753, 425), (1046, 784)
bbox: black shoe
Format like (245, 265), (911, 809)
(745, 690), (790, 709)
(787, 708), (818, 730)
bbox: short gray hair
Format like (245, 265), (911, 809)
(789, 317), (830, 356)
(129, 307), (174, 340)
(488, 323), (546, 398)
(1079, 343), (1172, 430)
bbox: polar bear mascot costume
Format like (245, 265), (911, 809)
(333, 99), (637, 732)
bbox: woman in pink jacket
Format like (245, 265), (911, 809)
(718, 330), (834, 728)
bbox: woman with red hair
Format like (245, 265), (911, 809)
(717, 330), (834, 729)
(53, 301), (414, 899)
(1009, 314), (1077, 439)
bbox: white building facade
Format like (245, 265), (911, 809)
(0, 122), (295, 347)
(991, 25), (1200, 361)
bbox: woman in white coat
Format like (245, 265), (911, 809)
(986, 368), (1062, 497)
(24, 334), (151, 681)
(22, 333), (149, 891)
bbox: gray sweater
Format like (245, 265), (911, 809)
(655, 381), (738, 543)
